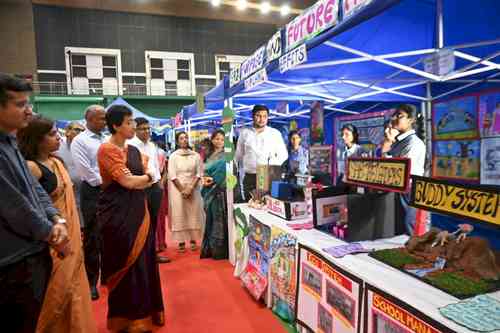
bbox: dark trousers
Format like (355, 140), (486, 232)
(0, 250), (52, 333)
(396, 192), (417, 236)
(81, 181), (101, 288)
(242, 173), (257, 202)
(145, 182), (162, 240)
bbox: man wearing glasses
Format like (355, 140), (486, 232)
(384, 104), (426, 235)
(0, 73), (68, 331)
(128, 117), (170, 263)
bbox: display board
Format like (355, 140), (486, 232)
(432, 140), (480, 182)
(478, 91), (500, 138)
(410, 176), (500, 227)
(364, 284), (452, 333)
(432, 95), (479, 140)
(334, 109), (393, 182)
(296, 244), (363, 333)
(346, 157), (411, 193)
(241, 215), (271, 300)
(270, 226), (297, 323)
(311, 101), (325, 145)
(310, 145), (333, 184)
(481, 137), (500, 185)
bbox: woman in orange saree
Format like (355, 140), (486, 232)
(97, 105), (165, 332)
(17, 115), (97, 333)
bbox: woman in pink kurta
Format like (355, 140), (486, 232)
(168, 131), (204, 252)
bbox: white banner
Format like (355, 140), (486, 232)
(244, 68), (268, 91)
(343, 0), (373, 19)
(229, 63), (241, 87)
(267, 31), (283, 63)
(286, 0), (340, 51)
(279, 44), (307, 74)
(240, 46), (266, 80)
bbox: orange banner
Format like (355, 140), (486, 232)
(306, 252), (352, 292)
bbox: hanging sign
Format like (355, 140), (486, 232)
(229, 63), (242, 88)
(343, 0), (373, 19)
(244, 68), (268, 91)
(196, 92), (205, 114)
(286, 0), (340, 51)
(279, 44), (307, 73)
(410, 176), (500, 226)
(424, 49), (455, 76)
(240, 46), (266, 81)
(267, 31), (283, 63)
(346, 157), (411, 193)
(365, 284), (449, 333)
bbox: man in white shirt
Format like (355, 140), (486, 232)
(235, 104), (288, 201)
(71, 105), (106, 300)
(384, 104), (426, 235)
(128, 117), (170, 263)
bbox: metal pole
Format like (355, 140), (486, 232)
(425, 83), (433, 177)
(226, 97), (236, 266)
(436, 0), (444, 49)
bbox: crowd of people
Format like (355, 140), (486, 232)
(0, 72), (425, 333)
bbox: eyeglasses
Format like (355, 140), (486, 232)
(11, 100), (33, 109)
(70, 127), (84, 132)
(136, 127), (151, 132)
(393, 113), (408, 120)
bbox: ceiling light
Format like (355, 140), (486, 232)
(260, 1), (271, 14)
(280, 4), (290, 16)
(236, 0), (247, 10)
(211, 0), (221, 6)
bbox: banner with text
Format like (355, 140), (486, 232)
(346, 158), (411, 193)
(286, 0), (340, 51)
(365, 284), (449, 333)
(410, 176), (500, 227)
(296, 244), (363, 333)
(343, 0), (373, 19)
(267, 30), (283, 63)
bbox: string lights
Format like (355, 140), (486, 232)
(206, 0), (299, 16)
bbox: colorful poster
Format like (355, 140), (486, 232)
(365, 284), (450, 333)
(310, 145), (333, 185)
(311, 101), (325, 145)
(481, 137), (500, 185)
(432, 95), (479, 140)
(432, 140), (480, 181)
(479, 91), (500, 138)
(334, 109), (393, 181)
(270, 226), (297, 322)
(296, 245), (363, 333)
(248, 215), (271, 276)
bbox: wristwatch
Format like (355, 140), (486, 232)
(57, 218), (67, 224)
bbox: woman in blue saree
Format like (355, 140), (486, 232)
(200, 130), (229, 260)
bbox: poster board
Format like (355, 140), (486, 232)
(270, 226), (297, 322)
(409, 176), (500, 227)
(241, 215), (271, 300)
(432, 140), (480, 182)
(432, 95), (479, 140)
(310, 145), (333, 184)
(346, 157), (411, 193)
(478, 91), (500, 138)
(311, 101), (325, 145)
(296, 244), (363, 333)
(364, 284), (453, 333)
(334, 110), (393, 182)
(481, 137), (500, 185)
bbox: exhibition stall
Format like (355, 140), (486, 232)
(194, 0), (500, 332)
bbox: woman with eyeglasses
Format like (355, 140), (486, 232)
(17, 116), (97, 333)
(337, 124), (366, 185)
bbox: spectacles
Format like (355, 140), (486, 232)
(136, 127), (151, 132)
(12, 100), (33, 109)
(70, 127), (84, 132)
(393, 113), (408, 120)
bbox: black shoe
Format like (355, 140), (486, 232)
(156, 255), (171, 264)
(91, 286), (99, 301)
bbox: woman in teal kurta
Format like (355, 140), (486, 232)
(200, 130), (228, 260)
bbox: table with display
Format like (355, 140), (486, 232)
(233, 203), (500, 333)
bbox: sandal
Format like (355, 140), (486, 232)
(178, 242), (186, 253)
(190, 241), (197, 251)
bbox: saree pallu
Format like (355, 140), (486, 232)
(97, 145), (164, 332)
(36, 158), (96, 333)
(200, 157), (229, 260)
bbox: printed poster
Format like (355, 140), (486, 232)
(334, 109), (393, 181)
(432, 140), (480, 181)
(311, 101), (325, 145)
(479, 91), (500, 138)
(270, 226), (297, 323)
(481, 137), (500, 185)
(296, 244), (363, 333)
(248, 215), (271, 276)
(365, 284), (450, 333)
(432, 95), (479, 140)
